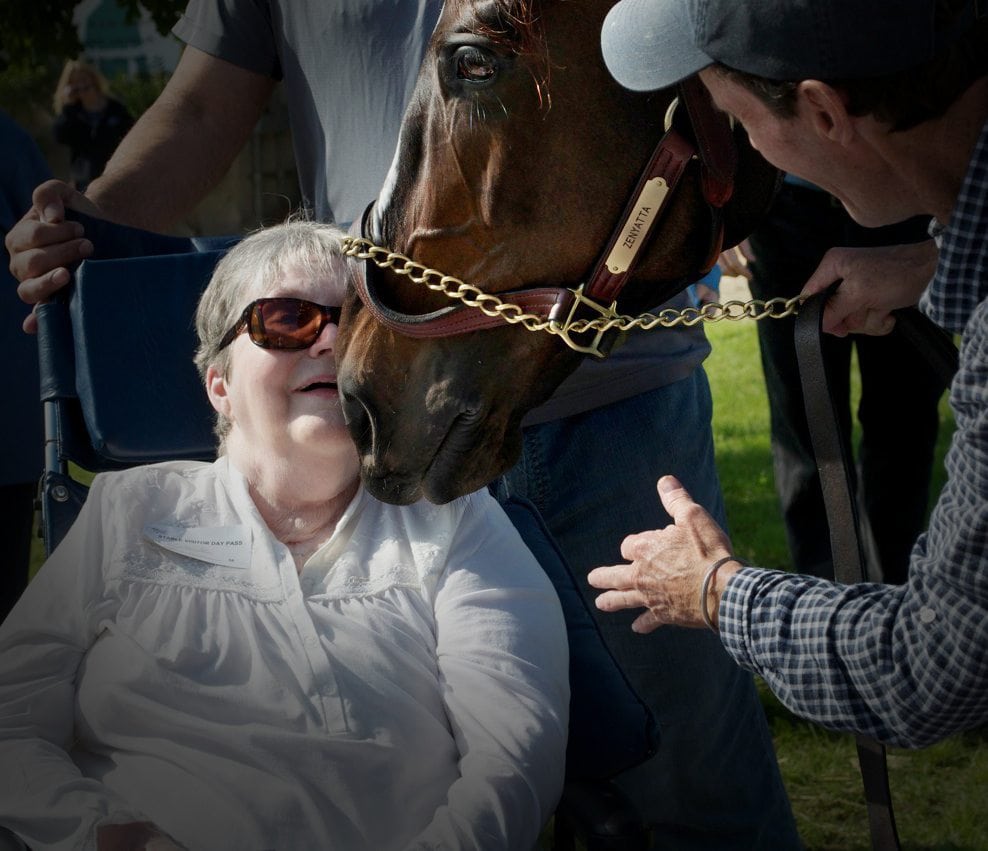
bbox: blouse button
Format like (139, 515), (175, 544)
(919, 606), (937, 625)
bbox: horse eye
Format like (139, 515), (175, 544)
(452, 45), (498, 85)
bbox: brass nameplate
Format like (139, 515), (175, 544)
(605, 177), (669, 275)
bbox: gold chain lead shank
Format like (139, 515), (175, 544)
(342, 236), (804, 353)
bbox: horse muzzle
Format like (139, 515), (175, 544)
(339, 367), (519, 505)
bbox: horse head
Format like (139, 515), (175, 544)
(337, 0), (778, 505)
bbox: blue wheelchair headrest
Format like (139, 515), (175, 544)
(61, 211), (229, 465)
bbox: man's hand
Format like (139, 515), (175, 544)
(587, 476), (739, 633)
(6, 179), (101, 332)
(801, 240), (938, 337)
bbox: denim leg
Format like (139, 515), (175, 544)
(501, 370), (800, 849)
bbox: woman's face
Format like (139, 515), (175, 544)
(206, 259), (359, 480)
(67, 70), (101, 109)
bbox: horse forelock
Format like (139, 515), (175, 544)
(478, 0), (538, 42)
(476, 0), (550, 92)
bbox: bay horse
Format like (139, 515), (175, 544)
(336, 0), (779, 505)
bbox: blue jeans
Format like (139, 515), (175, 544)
(500, 369), (800, 849)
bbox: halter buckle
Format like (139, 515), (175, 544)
(549, 284), (620, 358)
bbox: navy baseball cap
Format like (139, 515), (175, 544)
(601, 0), (984, 92)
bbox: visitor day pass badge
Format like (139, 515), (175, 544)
(144, 524), (253, 569)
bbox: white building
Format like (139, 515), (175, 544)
(73, 0), (181, 78)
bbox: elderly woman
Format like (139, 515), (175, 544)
(0, 221), (569, 850)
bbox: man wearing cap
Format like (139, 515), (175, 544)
(589, 0), (988, 749)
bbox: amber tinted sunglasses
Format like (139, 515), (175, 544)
(218, 297), (343, 350)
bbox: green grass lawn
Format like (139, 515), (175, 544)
(705, 318), (988, 851)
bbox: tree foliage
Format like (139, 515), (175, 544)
(117, 0), (186, 39)
(0, 0), (185, 74)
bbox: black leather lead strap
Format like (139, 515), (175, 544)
(793, 297), (961, 849)
(794, 293), (901, 851)
(795, 296), (960, 850)
(795, 294), (869, 575)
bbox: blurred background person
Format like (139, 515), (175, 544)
(52, 59), (133, 192)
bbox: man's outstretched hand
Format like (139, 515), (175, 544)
(588, 476), (740, 632)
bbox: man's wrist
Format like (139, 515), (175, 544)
(699, 556), (746, 632)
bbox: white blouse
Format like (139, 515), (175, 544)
(0, 457), (569, 850)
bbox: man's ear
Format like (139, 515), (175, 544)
(205, 364), (232, 418)
(797, 80), (854, 145)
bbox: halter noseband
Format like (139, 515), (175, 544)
(350, 76), (738, 358)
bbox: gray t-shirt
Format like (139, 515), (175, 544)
(173, 0), (709, 423)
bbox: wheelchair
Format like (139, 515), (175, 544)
(9, 211), (658, 851)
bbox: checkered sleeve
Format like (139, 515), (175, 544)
(719, 120), (988, 747)
(720, 302), (988, 748)
(720, 539), (988, 749)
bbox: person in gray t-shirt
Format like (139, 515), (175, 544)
(5, 2), (798, 845)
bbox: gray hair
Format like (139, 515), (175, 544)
(194, 219), (352, 448)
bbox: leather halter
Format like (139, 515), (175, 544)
(351, 76), (737, 356)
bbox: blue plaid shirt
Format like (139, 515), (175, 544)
(719, 118), (988, 749)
